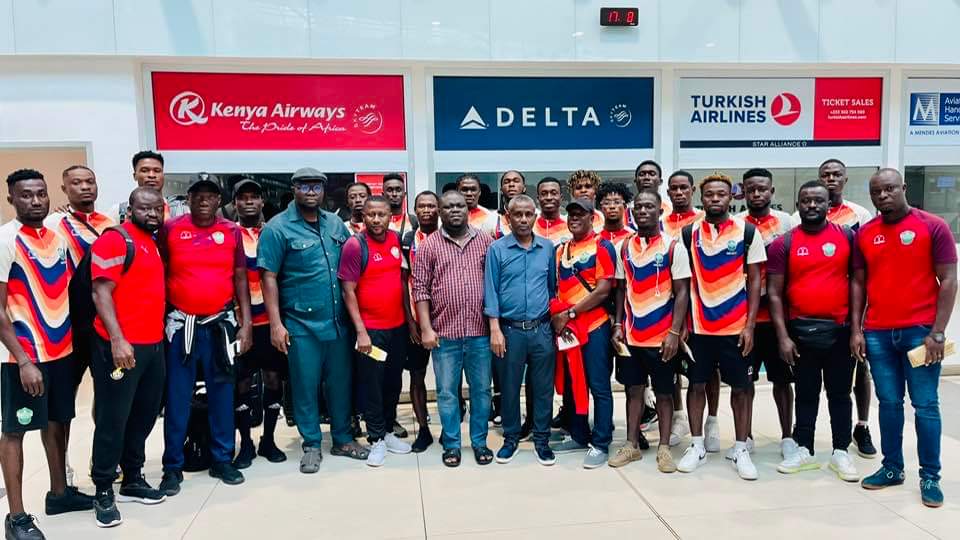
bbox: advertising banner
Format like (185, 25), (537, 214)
(905, 78), (960, 146)
(677, 77), (882, 148)
(433, 76), (654, 151)
(151, 72), (406, 151)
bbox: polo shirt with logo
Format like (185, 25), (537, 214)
(533, 214), (572, 246)
(161, 215), (244, 316)
(44, 209), (114, 266)
(853, 209), (957, 330)
(91, 222), (165, 343)
(661, 209), (704, 239)
(619, 233), (691, 347)
(556, 232), (617, 334)
(338, 232), (406, 330)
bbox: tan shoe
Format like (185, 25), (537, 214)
(607, 443), (642, 468)
(657, 445), (677, 473)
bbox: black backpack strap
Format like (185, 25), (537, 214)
(742, 221), (756, 273)
(842, 225), (855, 276)
(781, 228), (794, 290)
(357, 232), (369, 274)
(104, 226), (136, 274)
(681, 224), (695, 271)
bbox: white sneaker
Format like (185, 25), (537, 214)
(781, 438), (800, 459)
(367, 440), (387, 467)
(384, 433), (412, 455)
(65, 463), (75, 488)
(732, 448), (758, 481)
(777, 447), (820, 474)
(669, 414), (690, 447)
(677, 445), (706, 473)
(725, 437), (754, 460)
(704, 418), (721, 453)
(829, 449), (860, 482)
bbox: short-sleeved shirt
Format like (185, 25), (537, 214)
(620, 233), (691, 347)
(43, 209), (115, 266)
(766, 223), (851, 324)
(344, 219), (365, 235)
(338, 232), (405, 330)
(738, 209), (794, 323)
(389, 213), (416, 235)
(412, 227), (493, 339)
(483, 234), (556, 321)
(162, 215), (244, 315)
(91, 222), (165, 343)
(661, 209), (704, 239)
(239, 225), (268, 326)
(627, 199), (673, 230)
(533, 214), (572, 246)
(556, 232), (617, 334)
(791, 199), (873, 230)
(257, 205), (351, 339)
(686, 217), (767, 336)
(0, 221), (72, 363)
(853, 208), (958, 330)
(468, 207), (499, 238)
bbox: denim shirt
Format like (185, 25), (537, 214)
(257, 204), (350, 340)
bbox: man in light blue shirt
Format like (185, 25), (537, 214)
(484, 194), (557, 466)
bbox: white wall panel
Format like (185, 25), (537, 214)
(308, 0), (402, 58)
(739, 0), (819, 62)
(660, 0), (740, 62)
(490, 0), (575, 60)
(0, 0), (13, 53)
(819, 0), (896, 62)
(115, 0), (214, 56)
(212, 0), (310, 57)
(401, 0), (490, 60)
(896, 0), (960, 63)
(12, 0), (116, 54)
(573, 0), (658, 61)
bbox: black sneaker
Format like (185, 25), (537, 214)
(5, 513), (45, 540)
(233, 439), (256, 469)
(853, 424), (878, 458)
(518, 421), (533, 442)
(535, 444), (557, 466)
(640, 405), (658, 430)
(44, 486), (94, 515)
(93, 490), (122, 528)
(392, 420), (409, 439)
(411, 429), (433, 453)
(550, 407), (565, 429)
(257, 438), (287, 463)
(117, 476), (166, 505)
(209, 462), (245, 485)
(158, 470), (183, 497)
(637, 431), (650, 451)
(495, 440), (519, 464)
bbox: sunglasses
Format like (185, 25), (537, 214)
(294, 183), (325, 194)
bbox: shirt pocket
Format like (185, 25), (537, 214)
(288, 238), (320, 267)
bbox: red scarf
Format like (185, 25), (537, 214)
(550, 299), (590, 415)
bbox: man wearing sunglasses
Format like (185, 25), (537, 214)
(258, 168), (369, 474)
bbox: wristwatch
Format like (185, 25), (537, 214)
(568, 309), (577, 319)
(930, 332), (946, 344)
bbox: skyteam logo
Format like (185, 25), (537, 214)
(910, 93), (940, 126)
(609, 104), (632, 127)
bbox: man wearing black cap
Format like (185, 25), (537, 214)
(158, 173), (253, 495)
(258, 168), (369, 474)
(231, 179), (287, 469)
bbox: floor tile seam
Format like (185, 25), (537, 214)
(180, 478), (221, 540)
(614, 467), (683, 539)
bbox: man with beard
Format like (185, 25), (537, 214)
(383, 174), (417, 236)
(110, 151), (188, 224)
(344, 182), (370, 235)
(89, 187), (168, 527)
(532, 178), (571, 246)
(736, 169), (797, 461)
(457, 174), (498, 238)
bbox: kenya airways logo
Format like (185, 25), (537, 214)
(771, 92), (801, 126)
(169, 91), (208, 126)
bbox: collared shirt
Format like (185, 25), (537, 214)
(161, 215), (244, 316)
(257, 204), (350, 339)
(483, 233), (555, 321)
(412, 226), (493, 339)
(533, 214), (572, 246)
(43, 207), (115, 266)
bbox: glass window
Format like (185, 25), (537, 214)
(905, 166), (960, 241)
(435, 170), (635, 211)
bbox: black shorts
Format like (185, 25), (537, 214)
(406, 341), (430, 372)
(236, 325), (287, 379)
(618, 346), (678, 395)
(688, 334), (751, 389)
(751, 324), (794, 384)
(2, 357), (77, 433)
(71, 330), (93, 392)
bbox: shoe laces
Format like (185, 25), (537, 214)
(921, 479), (939, 491)
(587, 445), (604, 457)
(13, 514), (39, 530)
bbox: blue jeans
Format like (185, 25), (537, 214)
(566, 323), (613, 453)
(865, 326), (942, 481)
(432, 336), (492, 450)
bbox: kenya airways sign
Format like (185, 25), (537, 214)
(152, 72), (406, 151)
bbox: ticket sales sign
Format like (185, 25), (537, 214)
(151, 72), (406, 151)
(906, 78), (960, 146)
(678, 77), (882, 148)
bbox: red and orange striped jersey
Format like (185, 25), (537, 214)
(240, 225), (268, 326)
(661, 209), (704, 239)
(737, 210), (793, 323)
(556, 232), (617, 334)
(468, 206), (498, 237)
(619, 234), (691, 347)
(44, 209), (115, 266)
(533, 214), (572, 246)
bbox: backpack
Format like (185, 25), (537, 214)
(68, 226), (135, 334)
(356, 230), (403, 274)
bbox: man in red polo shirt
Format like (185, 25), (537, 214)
(88, 187), (168, 527)
(852, 168), (957, 508)
(339, 196), (412, 467)
(159, 174), (252, 495)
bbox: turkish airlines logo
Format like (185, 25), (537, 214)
(169, 91), (208, 126)
(771, 93), (801, 126)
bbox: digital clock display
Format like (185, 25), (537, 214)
(600, 7), (639, 27)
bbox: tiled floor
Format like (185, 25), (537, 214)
(9, 378), (960, 539)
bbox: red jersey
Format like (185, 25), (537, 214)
(240, 225), (268, 326)
(338, 232), (406, 330)
(766, 223), (851, 324)
(661, 209), (704, 239)
(556, 232), (616, 334)
(44, 209), (115, 267)
(91, 223), (165, 343)
(162, 215), (244, 315)
(600, 227), (634, 249)
(853, 209), (957, 330)
(533, 214), (571, 246)
(739, 210), (793, 323)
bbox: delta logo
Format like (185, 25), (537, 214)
(458, 104), (633, 130)
(689, 92), (802, 126)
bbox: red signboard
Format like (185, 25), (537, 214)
(151, 72), (406, 151)
(812, 77), (883, 142)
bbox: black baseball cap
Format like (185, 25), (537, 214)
(233, 177), (262, 198)
(187, 172), (221, 194)
(565, 197), (595, 214)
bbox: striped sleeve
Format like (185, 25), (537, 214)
(90, 230), (127, 283)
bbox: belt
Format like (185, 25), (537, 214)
(501, 313), (551, 331)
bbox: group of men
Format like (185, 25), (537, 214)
(0, 154), (953, 539)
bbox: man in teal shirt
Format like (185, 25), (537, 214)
(258, 168), (368, 473)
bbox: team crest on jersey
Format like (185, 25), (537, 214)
(390, 246), (400, 259)
(873, 234), (885, 245)
(578, 252), (589, 264)
(726, 240), (737, 255)
(654, 252), (665, 267)
(822, 243), (836, 257)
(57, 247), (68, 263)
(16, 407), (33, 425)
(212, 231), (225, 245)
(899, 230), (916, 246)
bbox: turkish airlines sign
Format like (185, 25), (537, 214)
(151, 72), (406, 151)
(678, 77), (882, 148)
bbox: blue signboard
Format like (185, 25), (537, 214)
(433, 76), (654, 151)
(909, 92), (960, 126)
